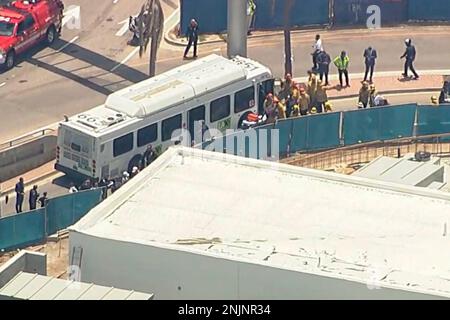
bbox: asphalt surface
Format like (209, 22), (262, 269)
(0, 0), (175, 142)
(1, 3), (450, 142)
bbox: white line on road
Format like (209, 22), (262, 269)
(0, 82), (5, 88)
(113, 0), (119, 3)
(57, 36), (79, 52)
(62, 5), (81, 28)
(116, 18), (131, 37)
(110, 47), (140, 72)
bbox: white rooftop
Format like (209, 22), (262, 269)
(354, 155), (446, 189)
(0, 272), (154, 300)
(71, 147), (450, 299)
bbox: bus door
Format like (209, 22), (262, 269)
(258, 79), (275, 115)
(188, 105), (205, 144)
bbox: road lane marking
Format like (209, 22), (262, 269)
(113, 0), (119, 3)
(116, 17), (133, 37)
(110, 47), (140, 72)
(62, 5), (81, 28)
(57, 36), (79, 52)
(0, 82), (5, 88)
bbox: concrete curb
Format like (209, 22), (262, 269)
(327, 87), (441, 101)
(164, 25), (326, 47)
(1, 170), (63, 198)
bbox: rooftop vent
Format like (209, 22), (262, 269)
(414, 151), (431, 162)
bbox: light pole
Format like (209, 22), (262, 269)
(138, 0), (164, 77)
(227, 0), (247, 58)
(283, 0), (294, 76)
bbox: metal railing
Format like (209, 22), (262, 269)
(0, 128), (56, 152)
(282, 132), (450, 171)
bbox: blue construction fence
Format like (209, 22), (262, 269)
(0, 189), (102, 252)
(180, 0), (450, 34)
(199, 104), (450, 158)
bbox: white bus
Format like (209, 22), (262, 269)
(55, 54), (273, 181)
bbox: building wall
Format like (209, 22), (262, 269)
(70, 232), (446, 300)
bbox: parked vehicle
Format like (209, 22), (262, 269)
(0, 0), (64, 70)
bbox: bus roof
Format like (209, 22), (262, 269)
(62, 55), (271, 135)
(105, 54), (269, 118)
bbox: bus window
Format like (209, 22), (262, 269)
(162, 114), (182, 141)
(210, 96), (230, 122)
(138, 123), (158, 147)
(113, 133), (134, 157)
(188, 105), (205, 142)
(234, 86), (255, 113)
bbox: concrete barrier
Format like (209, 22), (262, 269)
(0, 135), (57, 182)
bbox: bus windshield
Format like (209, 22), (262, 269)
(0, 22), (14, 37)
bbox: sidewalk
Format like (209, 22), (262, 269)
(0, 161), (61, 196)
(165, 23), (450, 47)
(294, 73), (443, 101)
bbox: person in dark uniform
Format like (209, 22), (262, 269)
(38, 192), (49, 208)
(363, 46), (377, 83)
(29, 185), (39, 211)
(401, 39), (419, 80)
(15, 177), (25, 213)
(317, 49), (331, 86)
(184, 19), (199, 59)
(143, 144), (156, 168)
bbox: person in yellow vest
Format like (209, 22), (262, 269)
(324, 101), (333, 112)
(247, 0), (256, 35)
(286, 88), (299, 118)
(307, 72), (318, 109)
(431, 96), (439, 105)
(315, 80), (328, 113)
(298, 87), (311, 116)
(333, 51), (350, 88)
(291, 104), (300, 118)
(276, 98), (287, 119)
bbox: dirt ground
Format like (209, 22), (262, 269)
(0, 237), (69, 279)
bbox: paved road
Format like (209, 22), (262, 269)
(1, 3), (449, 143)
(0, 0), (176, 142)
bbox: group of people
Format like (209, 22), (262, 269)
(70, 144), (158, 200)
(311, 35), (420, 87)
(14, 178), (49, 213)
(262, 72), (333, 123)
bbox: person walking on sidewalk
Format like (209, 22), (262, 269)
(317, 49), (331, 86)
(311, 34), (323, 71)
(29, 185), (39, 211)
(333, 51), (350, 88)
(363, 46), (377, 83)
(401, 39), (419, 80)
(184, 19), (199, 59)
(15, 177), (25, 213)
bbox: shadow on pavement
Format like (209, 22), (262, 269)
(1, 38), (149, 95)
(52, 174), (75, 189)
